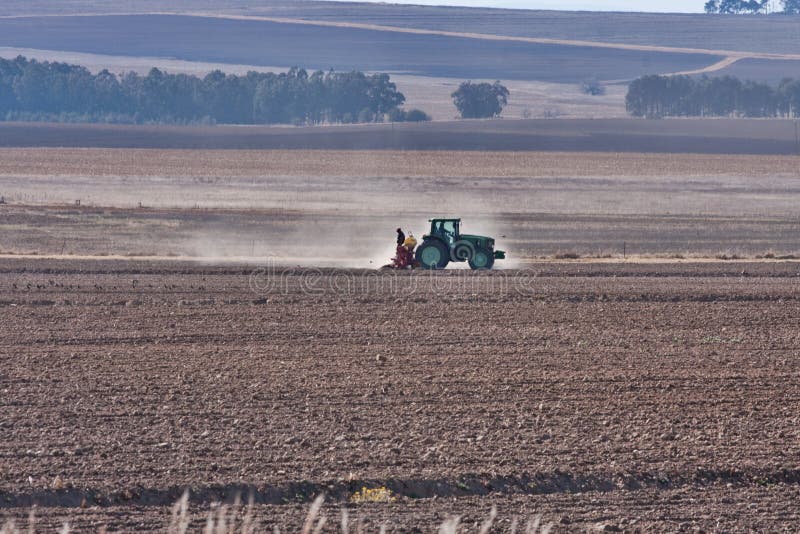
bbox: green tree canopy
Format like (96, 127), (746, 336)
(704, 0), (799, 12)
(783, 0), (800, 13)
(626, 74), (800, 118)
(0, 56), (423, 126)
(451, 81), (509, 119)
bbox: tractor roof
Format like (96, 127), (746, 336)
(429, 218), (461, 223)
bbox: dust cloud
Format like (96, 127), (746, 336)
(183, 211), (514, 270)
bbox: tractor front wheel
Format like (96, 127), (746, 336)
(468, 249), (495, 270)
(416, 240), (450, 270)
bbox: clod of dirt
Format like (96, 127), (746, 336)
(595, 524), (623, 532)
(51, 475), (65, 490)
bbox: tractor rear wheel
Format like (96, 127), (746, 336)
(469, 249), (494, 270)
(416, 240), (450, 269)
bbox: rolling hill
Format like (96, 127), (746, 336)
(0, 2), (799, 118)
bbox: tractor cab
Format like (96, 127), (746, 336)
(428, 218), (460, 245)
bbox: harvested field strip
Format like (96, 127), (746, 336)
(3, 120), (800, 153)
(4, 148), (800, 178)
(3, 468), (800, 509)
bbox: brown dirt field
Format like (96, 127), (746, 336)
(5, 205), (800, 263)
(4, 149), (800, 261)
(2, 259), (800, 531)
(2, 146), (800, 530)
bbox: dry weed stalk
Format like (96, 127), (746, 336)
(478, 506), (497, 534)
(299, 494), (326, 534)
(3, 491), (553, 533)
(169, 490), (190, 534)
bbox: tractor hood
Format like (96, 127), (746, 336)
(459, 234), (504, 260)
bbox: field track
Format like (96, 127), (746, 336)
(2, 258), (800, 531)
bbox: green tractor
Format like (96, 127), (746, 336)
(415, 218), (505, 270)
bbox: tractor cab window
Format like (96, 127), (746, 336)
(431, 220), (459, 244)
(442, 220), (458, 243)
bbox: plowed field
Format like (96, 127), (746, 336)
(2, 259), (800, 531)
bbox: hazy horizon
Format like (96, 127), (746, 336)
(322, 0), (705, 13)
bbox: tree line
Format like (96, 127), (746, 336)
(704, 0), (800, 14)
(0, 56), (432, 125)
(626, 74), (800, 118)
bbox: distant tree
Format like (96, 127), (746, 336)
(199, 69), (254, 124)
(782, 0), (800, 12)
(388, 108), (431, 122)
(755, 0), (771, 11)
(626, 75), (665, 117)
(0, 57), (23, 115)
(739, 80), (777, 117)
(451, 81), (509, 119)
(404, 108), (431, 122)
(778, 78), (800, 116)
(366, 73), (405, 120)
(705, 0), (769, 12)
(92, 69), (124, 113)
(357, 107), (375, 123)
(707, 76), (742, 115)
(304, 70), (327, 125)
(721, 0), (741, 13)
(581, 78), (606, 96)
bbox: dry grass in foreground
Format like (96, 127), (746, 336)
(0, 493), (554, 534)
